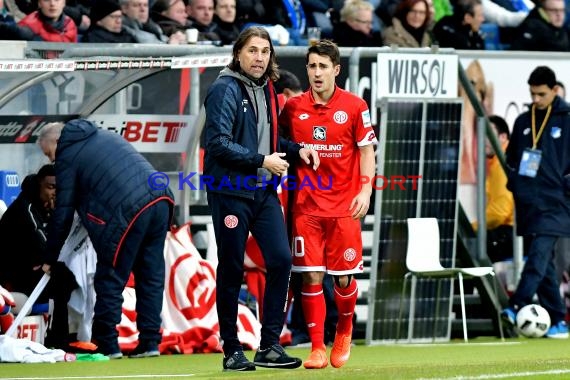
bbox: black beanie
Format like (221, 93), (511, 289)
(90, 0), (122, 23)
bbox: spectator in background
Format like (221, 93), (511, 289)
(275, 69), (304, 110)
(18, 0), (77, 42)
(186, 0), (221, 42)
(432, 0), (485, 49)
(383, 0), (432, 47)
(151, 0), (192, 38)
(300, 0), (343, 38)
(235, 0), (267, 27)
(556, 80), (566, 98)
(261, 0), (307, 45)
(333, 0), (383, 47)
(0, 0), (34, 39)
(510, 0), (569, 51)
(472, 115), (514, 263)
(63, 0), (91, 33)
(83, 0), (137, 43)
(121, 0), (186, 43)
(212, 0), (239, 45)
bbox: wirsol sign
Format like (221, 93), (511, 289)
(377, 53), (458, 99)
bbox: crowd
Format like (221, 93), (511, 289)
(1, 0), (570, 51)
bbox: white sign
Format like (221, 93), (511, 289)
(86, 115), (197, 153)
(459, 55), (570, 128)
(377, 53), (458, 99)
(171, 55), (231, 69)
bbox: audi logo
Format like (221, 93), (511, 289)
(5, 174), (19, 187)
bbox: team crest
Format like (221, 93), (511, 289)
(333, 111), (348, 124)
(313, 126), (326, 141)
(224, 215), (238, 229)
(344, 248), (356, 262)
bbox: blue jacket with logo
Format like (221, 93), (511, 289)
(506, 96), (570, 236)
(44, 119), (174, 266)
(203, 68), (302, 199)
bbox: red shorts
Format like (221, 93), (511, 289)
(291, 213), (363, 275)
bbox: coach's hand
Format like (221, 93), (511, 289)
(263, 152), (289, 176)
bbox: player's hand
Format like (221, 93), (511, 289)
(299, 148), (320, 170)
(263, 152), (289, 176)
(41, 264), (51, 274)
(349, 190), (371, 219)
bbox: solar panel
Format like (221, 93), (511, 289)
(366, 99), (463, 343)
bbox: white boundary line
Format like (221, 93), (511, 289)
(0, 375), (195, 380)
(420, 368), (570, 379)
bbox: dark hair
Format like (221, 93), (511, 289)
(228, 26), (279, 82)
(528, 66), (557, 89)
(274, 69), (302, 94)
(394, 0), (431, 29)
(452, 0), (482, 19)
(37, 164), (55, 180)
(305, 39), (340, 66)
(489, 115), (510, 139)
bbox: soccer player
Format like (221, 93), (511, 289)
(279, 39), (377, 369)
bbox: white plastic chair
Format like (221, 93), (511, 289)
(397, 217), (504, 342)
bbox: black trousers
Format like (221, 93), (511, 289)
(208, 188), (292, 355)
(92, 200), (170, 354)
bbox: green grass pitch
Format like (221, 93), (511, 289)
(2, 337), (570, 379)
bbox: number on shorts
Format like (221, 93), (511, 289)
(293, 236), (305, 257)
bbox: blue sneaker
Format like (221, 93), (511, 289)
(546, 321), (569, 339)
(501, 307), (516, 326)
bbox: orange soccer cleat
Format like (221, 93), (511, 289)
(303, 347), (328, 369)
(330, 331), (352, 368)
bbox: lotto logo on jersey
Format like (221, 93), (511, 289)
(313, 126), (326, 141)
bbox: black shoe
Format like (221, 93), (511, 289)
(223, 350), (256, 372)
(253, 344), (302, 369)
(129, 342), (160, 358)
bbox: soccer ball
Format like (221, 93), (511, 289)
(515, 304), (551, 338)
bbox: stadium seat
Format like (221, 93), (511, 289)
(396, 217), (504, 343)
(0, 170), (20, 207)
(480, 23), (502, 51)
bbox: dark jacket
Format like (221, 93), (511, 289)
(212, 14), (240, 45)
(510, 7), (570, 51)
(151, 11), (190, 37)
(333, 21), (383, 47)
(506, 96), (570, 236)
(0, 175), (50, 296)
(44, 119), (174, 266)
(203, 68), (302, 199)
(432, 15), (484, 50)
(0, 13), (34, 40)
(82, 25), (137, 43)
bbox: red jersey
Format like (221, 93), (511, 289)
(279, 86), (377, 217)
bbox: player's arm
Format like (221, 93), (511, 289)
(350, 144), (375, 219)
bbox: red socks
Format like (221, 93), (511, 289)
(301, 283), (326, 350)
(334, 279), (358, 334)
